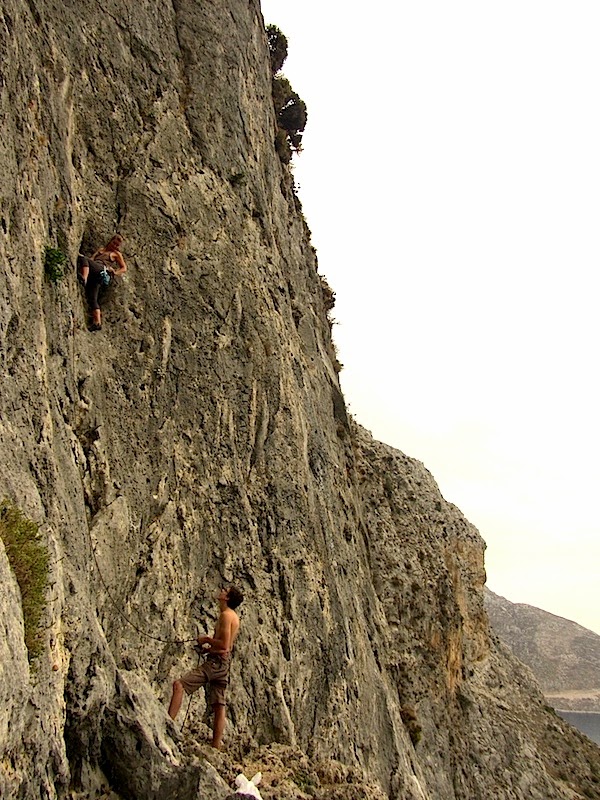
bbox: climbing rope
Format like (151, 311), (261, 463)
(179, 649), (202, 733)
(78, 483), (197, 645)
(88, 529), (197, 644)
(180, 694), (194, 733)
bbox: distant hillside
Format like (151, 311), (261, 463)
(485, 589), (600, 711)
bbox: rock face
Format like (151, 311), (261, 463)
(0, 2), (599, 799)
(485, 589), (600, 711)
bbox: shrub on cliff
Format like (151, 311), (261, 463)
(266, 24), (288, 75)
(273, 76), (307, 153)
(266, 25), (307, 162)
(0, 500), (49, 662)
(43, 246), (66, 284)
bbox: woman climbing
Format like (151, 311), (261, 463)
(77, 234), (128, 331)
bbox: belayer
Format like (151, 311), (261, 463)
(77, 234), (128, 331)
(168, 586), (244, 749)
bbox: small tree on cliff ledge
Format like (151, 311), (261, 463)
(266, 24), (307, 162)
(267, 23), (288, 74)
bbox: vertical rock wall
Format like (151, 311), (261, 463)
(1, 2), (599, 798)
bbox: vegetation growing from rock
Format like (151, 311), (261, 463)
(266, 24), (307, 162)
(266, 23), (288, 74)
(43, 246), (66, 284)
(319, 274), (336, 315)
(0, 500), (49, 662)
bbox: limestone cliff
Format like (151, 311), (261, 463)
(1, 2), (599, 799)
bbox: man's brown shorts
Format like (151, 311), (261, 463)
(179, 655), (230, 706)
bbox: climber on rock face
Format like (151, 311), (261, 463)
(168, 585), (244, 750)
(77, 234), (128, 331)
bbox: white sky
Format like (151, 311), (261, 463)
(260, 0), (600, 636)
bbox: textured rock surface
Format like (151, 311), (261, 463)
(485, 589), (600, 711)
(0, 541), (32, 798)
(1, 1), (599, 799)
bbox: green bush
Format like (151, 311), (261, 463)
(44, 246), (66, 284)
(266, 27), (308, 162)
(272, 75), (294, 117)
(274, 127), (292, 164)
(279, 96), (307, 150)
(0, 500), (49, 662)
(272, 75), (307, 159)
(266, 24), (288, 75)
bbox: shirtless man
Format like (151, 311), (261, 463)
(168, 586), (243, 749)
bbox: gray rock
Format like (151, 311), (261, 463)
(0, 542), (31, 798)
(0, 1), (599, 799)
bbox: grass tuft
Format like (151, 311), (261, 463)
(43, 246), (66, 283)
(0, 499), (49, 662)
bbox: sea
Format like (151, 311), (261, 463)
(556, 711), (600, 746)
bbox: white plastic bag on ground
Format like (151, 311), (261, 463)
(234, 771), (263, 799)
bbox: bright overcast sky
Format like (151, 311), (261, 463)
(260, 0), (600, 636)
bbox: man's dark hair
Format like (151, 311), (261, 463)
(226, 586), (244, 609)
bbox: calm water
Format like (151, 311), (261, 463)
(557, 711), (600, 746)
